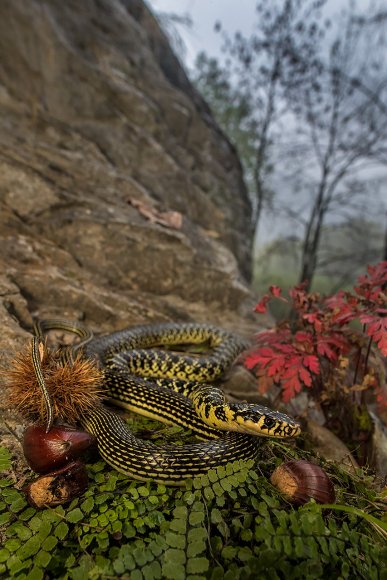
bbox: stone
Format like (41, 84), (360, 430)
(0, 0), (256, 470)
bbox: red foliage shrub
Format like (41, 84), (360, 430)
(243, 262), (386, 406)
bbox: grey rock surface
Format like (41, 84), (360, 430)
(0, 0), (256, 462)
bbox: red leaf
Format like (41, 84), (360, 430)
(256, 347), (276, 357)
(289, 284), (310, 313)
(317, 341), (336, 361)
(295, 331), (314, 348)
(282, 374), (303, 402)
(355, 261), (387, 300)
(303, 355), (320, 374)
(269, 285), (282, 297)
(244, 352), (265, 370)
(254, 294), (271, 314)
(303, 313), (319, 323)
(275, 343), (295, 355)
(266, 357), (286, 377)
(326, 291), (360, 325)
(243, 347), (275, 370)
(282, 365), (298, 380)
(282, 387), (294, 403)
(364, 317), (387, 356)
(254, 329), (292, 346)
(317, 333), (350, 361)
(360, 314), (378, 325)
(302, 312), (323, 332)
(299, 366), (312, 387)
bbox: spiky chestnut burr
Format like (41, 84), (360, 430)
(2, 340), (105, 425)
(2, 339), (103, 478)
(270, 460), (335, 505)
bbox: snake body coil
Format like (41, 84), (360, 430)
(34, 320), (301, 484)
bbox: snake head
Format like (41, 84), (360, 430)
(227, 404), (301, 438)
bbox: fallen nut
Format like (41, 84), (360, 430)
(270, 459), (335, 505)
(23, 460), (88, 508)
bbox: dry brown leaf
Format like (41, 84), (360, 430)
(128, 197), (182, 230)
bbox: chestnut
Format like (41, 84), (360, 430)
(270, 459), (335, 505)
(22, 424), (96, 474)
(23, 460), (88, 508)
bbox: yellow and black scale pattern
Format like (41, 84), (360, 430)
(34, 320), (301, 484)
(77, 322), (301, 483)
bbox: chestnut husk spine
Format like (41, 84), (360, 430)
(270, 459), (335, 505)
(22, 423), (96, 474)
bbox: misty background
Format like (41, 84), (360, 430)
(148, 0), (387, 295)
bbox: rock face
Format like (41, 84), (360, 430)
(0, 0), (255, 453)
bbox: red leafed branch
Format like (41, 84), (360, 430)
(254, 285), (287, 313)
(244, 331), (320, 402)
(243, 261), (387, 405)
(355, 261), (387, 301)
(326, 261), (387, 357)
(361, 315), (387, 356)
(244, 351), (317, 402)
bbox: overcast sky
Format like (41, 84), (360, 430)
(147, 0), (257, 68)
(146, 0), (353, 69)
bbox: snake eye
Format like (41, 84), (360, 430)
(264, 417), (276, 429)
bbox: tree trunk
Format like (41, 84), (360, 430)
(299, 180), (327, 290)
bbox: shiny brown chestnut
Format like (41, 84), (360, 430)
(270, 459), (335, 505)
(23, 460), (88, 508)
(22, 424), (96, 474)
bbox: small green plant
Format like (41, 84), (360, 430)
(0, 434), (386, 579)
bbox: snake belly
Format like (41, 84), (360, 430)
(36, 320), (301, 484)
